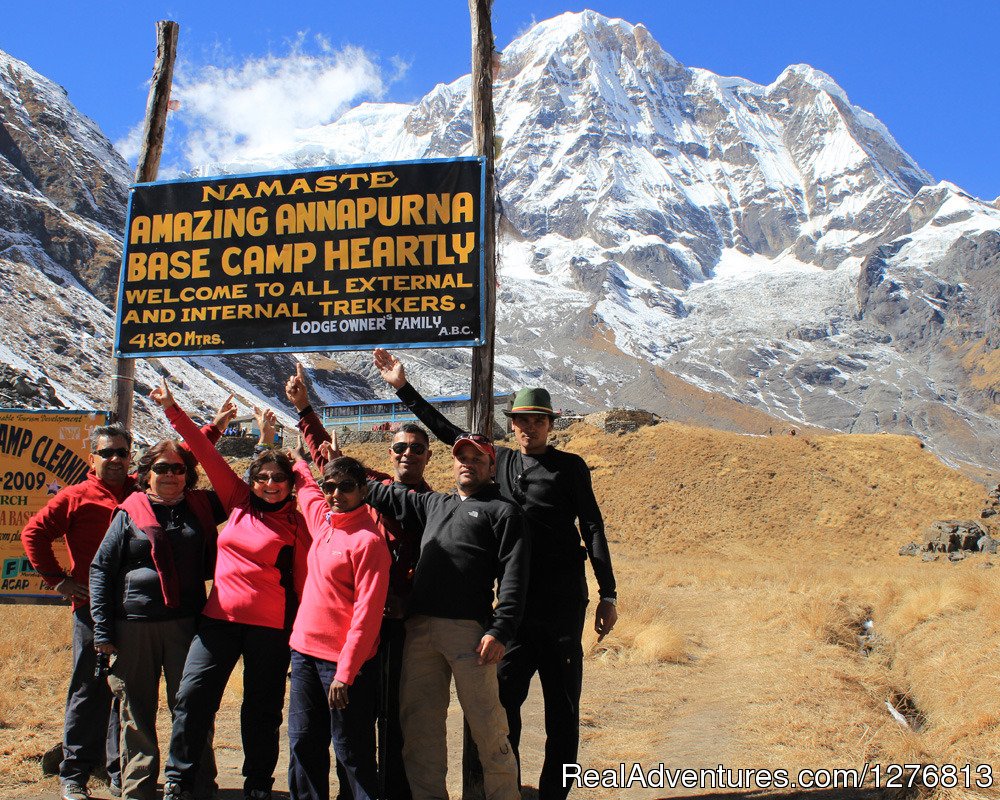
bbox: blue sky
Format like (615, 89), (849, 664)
(3, 1), (998, 199)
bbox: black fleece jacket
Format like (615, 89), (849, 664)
(90, 495), (225, 645)
(394, 381), (617, 605)
(366, 480), (529, 646)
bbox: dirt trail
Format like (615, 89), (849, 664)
(10, 587), (747, 800)
(569, 584), (746, 799)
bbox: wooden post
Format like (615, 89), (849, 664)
(467, 0), (497, 437)
(109, 20), (179, 430)
(464, 6), (497, 795)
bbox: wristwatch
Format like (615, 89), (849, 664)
(600, 596), (617, 605)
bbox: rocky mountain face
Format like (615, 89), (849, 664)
(1, 13), (998, 466)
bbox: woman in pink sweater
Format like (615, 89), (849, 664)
(287, 453), (390, 800)
(149, 381), (312, 800)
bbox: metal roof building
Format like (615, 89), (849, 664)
(319, 392), (510, 434)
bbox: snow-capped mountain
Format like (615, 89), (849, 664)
(1, 12), (997, 466)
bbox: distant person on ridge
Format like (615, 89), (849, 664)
(286, 362), (434, 800)
(21, 406), (233, 800)
(373, 348), (618, 800)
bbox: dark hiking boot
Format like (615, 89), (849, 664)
(61, 784), (90, 800)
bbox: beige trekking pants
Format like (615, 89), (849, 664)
(399, 616), (519, 800)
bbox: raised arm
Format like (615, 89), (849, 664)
(287, 362), (341, 469)
(365, 479), (430, 531)
(150, 378), (247, 511)
(299, 413), (338, 471)
(373, 348), (465, 445)
(210, 394), (239, 440)
(161, 388), (227, 455)
(254, 405), (278, 448)
(291, 459), (331, 536)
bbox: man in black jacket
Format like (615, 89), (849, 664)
(366, 432), (528, 800)
(373, 348), (618, 800)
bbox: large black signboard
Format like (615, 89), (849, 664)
(114, 157), (485, 358)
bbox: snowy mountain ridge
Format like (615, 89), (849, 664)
(0, 12), (997, 467)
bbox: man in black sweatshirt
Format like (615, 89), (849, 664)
(373, 348), (618, 800)
(366, 432), (528, 800)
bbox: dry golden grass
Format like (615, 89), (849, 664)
(0, 606), (70, 781)
(4, 420), (999, 798)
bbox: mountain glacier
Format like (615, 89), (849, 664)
(1, 11), (997, 467)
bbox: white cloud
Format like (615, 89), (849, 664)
(160, 36), (393, 171)
(114, 121), (144, 166)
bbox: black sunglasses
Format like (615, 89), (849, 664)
(94, 447), (129, 459)
(253, 473), (290, 484)
(150, 462), (187, 475)
(391, 442), (427, 455)
(322, 479), (360, 494)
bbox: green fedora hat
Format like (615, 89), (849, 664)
(503, 387), (560, 418)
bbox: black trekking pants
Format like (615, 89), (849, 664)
(498, 573), (588, 800)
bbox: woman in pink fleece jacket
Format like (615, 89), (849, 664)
(149, 380), (312, 800)
(287, 453), (390, 800)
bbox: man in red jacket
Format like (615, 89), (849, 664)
(22, 422), (134, 800)
(22, 406), (232, 800)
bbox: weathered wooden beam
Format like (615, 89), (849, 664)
(464, 5), (498, 794)
(467, 0), (497, 437)
(110, 20), (178, 430)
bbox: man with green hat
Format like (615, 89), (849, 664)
(373, 349), (618, 800)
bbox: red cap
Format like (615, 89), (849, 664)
(452, 433), (496, 462)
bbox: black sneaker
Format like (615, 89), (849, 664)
(61, 784), (90, 800)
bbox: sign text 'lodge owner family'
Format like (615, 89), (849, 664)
(115, 158), (486, 357)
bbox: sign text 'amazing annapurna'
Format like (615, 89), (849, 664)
(114, 158), (485, 357)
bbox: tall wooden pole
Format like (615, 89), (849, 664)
(463, 6), (497, 795)
(109, 20), (179, 430)
(463, 10), (498, 797)
(468, 0), (497, 437)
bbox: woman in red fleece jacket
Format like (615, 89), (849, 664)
(148, 380), (312, 800)
(287, 453), (390, 800)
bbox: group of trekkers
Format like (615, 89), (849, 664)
(22, 348), (619, 800)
